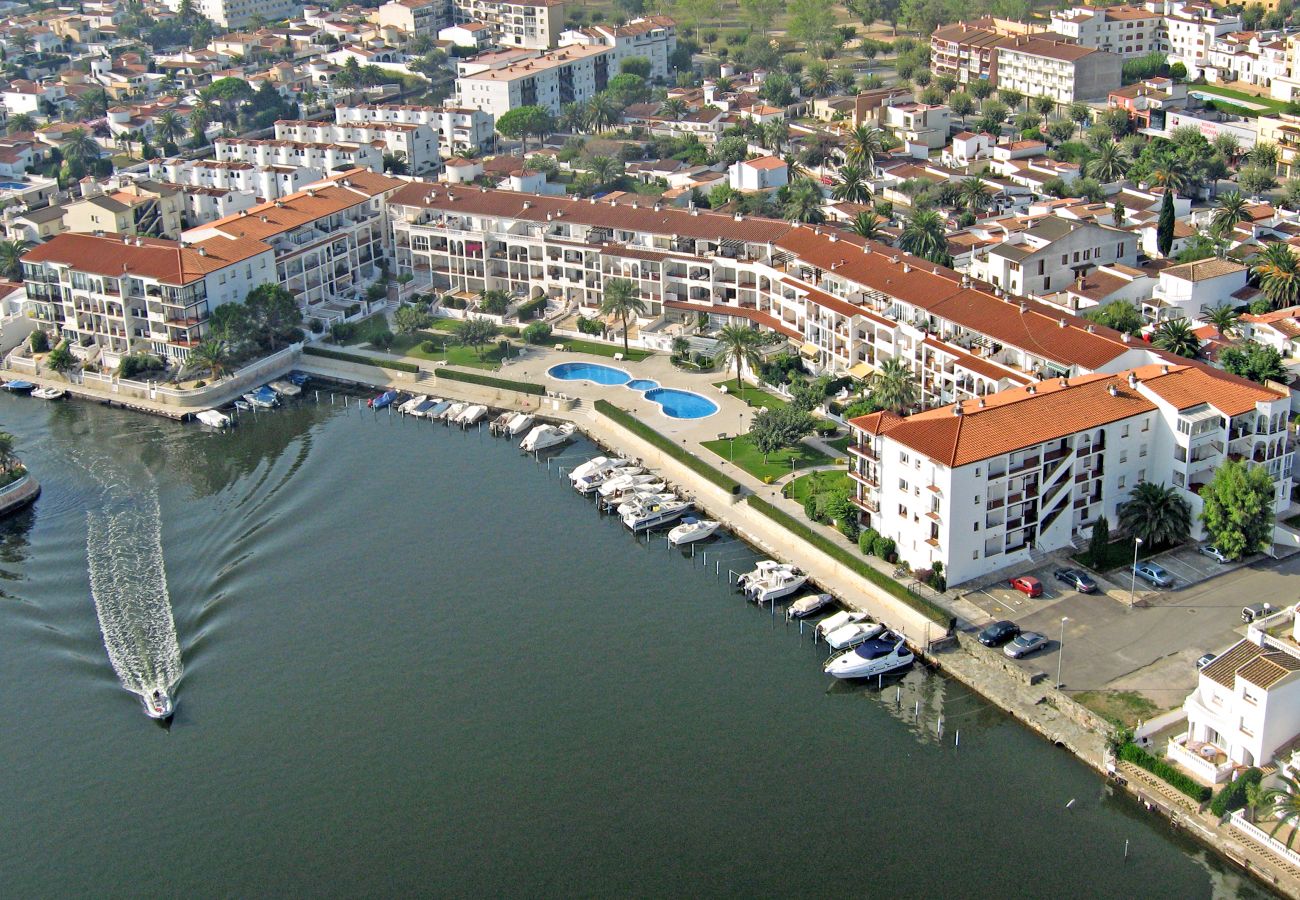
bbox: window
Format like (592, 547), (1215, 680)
(899, 478), (909, 491)
(1118, 475), (1127, 489)
(1037, 259), (1045, 275)
(898, 504), (908, 517)
(1139, 443), (1147, 458)
(900, 452), (909, 464)
(1121, 423), (1130, 438)
(1119, 450), (1127, 464)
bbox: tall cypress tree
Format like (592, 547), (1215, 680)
(1156, 189), (1175, 258)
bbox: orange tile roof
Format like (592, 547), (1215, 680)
(1138, 364), (1282, 415)
(202, 169), (402, 240)
(22, 232), (270, 285)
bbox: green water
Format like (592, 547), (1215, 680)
(0, 393), (1266, 897)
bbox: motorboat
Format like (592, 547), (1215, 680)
(441, 401), (467, 422)
(411, 398), (438, 417)
(31, 386), (65, 400)
(824, 636), (915, 680)
(622, 495), (692, 531)
(3, 380), (34, 392)
(787, 593), (834, 619)
(399, 394), (428, 415)
(456, 404), (488, 426)
(369, 390), (398, 409)
(746, 567), (809, 605)
(616, 490), (677, 517)
(568, 456), (630, 489)
(243, 386), (279, 408)
(286, 371), (310, 387)
(601, 482), (665, 508)
(668, 517), (720, 546)
(521, 422), (576, 452)
(142, 688), (174, 720)
(489, 411), (513, 432)
(823, 621), (886, 651)
(596, 470), (654, 498)
(815, 610), (870, 639)
(736, 560), (788, 592)
(233, 400), (252, 412)
(195, 409), (232, 428)
(506, 412), (534, 436)
(425, 399), (452, 420)
(268, 379), (302, 397)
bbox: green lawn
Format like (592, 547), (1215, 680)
(367, 332), (509, 370)
(826, 434), (853, 455)
(555, 338), (652, 361)
(424, 317), (463, 332)
(701, 435), (836, 482)
(784, 469), (851, 504)
(713, 378), (787, 409)
(1073, 690), (1162, 729)
(1190, 84), (1290, 116)
(340, 313), (390, 346)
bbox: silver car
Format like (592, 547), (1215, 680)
(1133, 562), (1174, 588)
(1004, 631), (1049, 659)
(1198, 545), (1229, 564)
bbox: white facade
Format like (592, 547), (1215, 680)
(163, 0), (302, 29)
(273, 118), (442, 175)
(1147, 258), (1249, 322)
(455, 44), (614, 118)
(148, 158), (324, 203)
(970, 217), (1137, 299)
(214, 137), (384, 174)
(453, 0), (565, 49)
(557, 16), (677, 82)
(996, 38), (1123, 104)
(1050, 6), (1162, 60)
(334, 104), (496, 156)
(882, 103), (951, 151)
(728, 157), (788, 192)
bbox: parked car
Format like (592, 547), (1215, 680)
(1004, 631), (1050, 659)
(1196, 653), (1217, 670)
(1132, 562), (1173, 588)
(979, 620), (1021, 647)
(1053, 567), (1097, 594)
(1008, 575), (1043, 597)
(1198, 545), (1229, 564)
(1243, 603), (1274, 623)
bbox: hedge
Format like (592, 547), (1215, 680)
(1211, 767), (1262, 818)
(436, 367), (545, 395)
(595, 399), (741, 495)
(746, 495), (950, 626)
(303, 345), (419, 374)
(1119, 742), (1212, 803)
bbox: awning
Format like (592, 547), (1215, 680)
(847, 361), (877, 380)
(799, 342), (820, 359)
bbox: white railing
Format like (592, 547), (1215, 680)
(1167, 733), (1235, 785)
(1231, 810), (1300, 867)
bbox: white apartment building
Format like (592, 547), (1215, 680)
(1159, 0), (1240, 79)
(881, 102), (951, 151)
(374, 0), (452, 38)
(1050, 5), (1162, 59)
(557, 16), (677, 82)
(334, 104), (495, 156)
(455, 44), (613, 118)
(214, 137), (384, 175)
(1207, 32), (1289, 88)
(273, 118), (441, 175)
(970, 217), (1137, 300)
(439, 22), (495, 50)
(22, 231), (275, 367)
(728, 156), (787, 192)
(1146, 257), (1249, 323)
(163, 0), (302, 29)
(172, 185), (259, 227)
(996, 37), (1123, 104)
(183, 169), (404, 317)
(849, 364), (1292, 585)
(148, 158), (324, 204)
(453, 0), (566, 50)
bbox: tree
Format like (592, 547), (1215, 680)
(749, 404), (816, 463)
(1112, 201), (1126, 227)
(0, 238), (29, 280)
(831, 163), (871, 204)
(154, 110), (183, 149)
(454, 316), (499, 358)
(1034, 95), (1055, 123)
(1248, 141), (1280, 171)
(1212, 190), (1250, 240)
(394, 303), (431, 334)
(209, 302), (255, 346)
(868, 357), (917, 414)
(46, 339), (75, 374)
(560, 101), (588, 134)
(998, 87), (1023, 110)
(845, 124), (887, 170)
(587, 154), (622, 186)
(1200, 459), (1276, 561)
(1220, 341), (1287, 384)
(6, 112), (34, 135)
(781, 177), (825, 224)
(959, 175), (989, 217)
(1202, 303), (1240, 337)
(717, 323), (762, 395)
(189, 339), (231, 379)
(1083, 299), (1143, 335)
(899, 208), (950, 267)
(849, 211), (885, 241)
(495, 105), (555, 152)
(1156, 188), (1175, 258)
(1152, 318), (1200, 357)
(244, 283), (302, 350)
(803, 60), (833, 97)
(586, 92), (622, 133)
(970, 80), (994, 102)
(620, 56), (651, 79)
(1284, 178), (1300, 211)
(1068, 101), (1091, 135)
(0, 431), (15, 475)
(598, 277), (646, 355)
(787, 0), (837, 54)
(1087, 142), (1129, 183)
(1118, 482), (1192, 548)
(381, 151), (408, 175)
(949, 92), (974, 123)
(1252, 243), (1300, 309)
(479, 289), (511, 315)
(740, 0), (782, 30)
(1088, 515), (1111, 567)
(1240, 165), (1277, 199)
(62, 126), (101, 169)
(1046, 118), (1076, 147)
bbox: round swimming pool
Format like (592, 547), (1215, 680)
(645, 387), (718, 419)
(547, 362), (630, 385)
(626, 379), (659, 391)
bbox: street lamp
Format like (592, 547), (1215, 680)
(1129, 536), (1144, 605)
(1057, 616), (1070, 689)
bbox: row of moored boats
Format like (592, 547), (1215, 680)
(567, 454), (717, 535)
(2, 380), (67, 400)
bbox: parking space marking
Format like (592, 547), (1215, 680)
(1157, 556), (1201, 583)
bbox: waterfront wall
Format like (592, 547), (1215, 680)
(0, 472), (39, 518)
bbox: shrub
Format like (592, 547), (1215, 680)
(804, 494), (822, 523)
(859, 527), (880, 557)
(1211, 768), (1263, 817)
(309, 319), (324, 333)
(814, 420), (839, 437)
(517, 297), (547, 321)
(595, 399), (741, 494)
(29, 330), (49, 353)
(421, 339), (438, 354)
(524, 322), (553, 344)
(876, 537), (896, 563)
(838, 516), (859, 542)
(500, 326), (521, 338)
(302, 345), (419, 373)
(1118, 743), (1212, 803)
(347, 303), (361, 316)
(118, 352), (165, 379)
(577, 315), (603, 336)
(192, 379), (206, 388)
(369, 328), (395, 351)
(436, 367), (545, 395)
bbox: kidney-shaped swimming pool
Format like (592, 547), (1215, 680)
(547, 362), (719, 419)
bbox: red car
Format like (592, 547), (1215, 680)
(1008, 576), (1043, 598)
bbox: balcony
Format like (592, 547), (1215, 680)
(851, 496), (879, 514)
(846, 443), (877, 460)
(848, 469), (879, 488)
(1166, 732), (1236, 786)
(1008, 456), (1041, 475)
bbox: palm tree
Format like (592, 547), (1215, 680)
(1117, 482), (1192, 547)
(1253, 242), (1300, 309)
(586, 92), (621, 133)
(0, 238), (29, 280)
(560, 101), (587, 134)
(62, 126), (101, 168)
(869, 357), (918, 414)
(781, 177), (825, 224)
(0, 431), (15, 475)
(803, 60), (833, 97)
(6, 113), (34, 134)
(1150, 158), (1186, 195)
(189, 339), (231, 379)
(154, 110), (183, 148)
(849, 211), (885, 241)
(1152, 318), (1200, 357)
(1211, 190), (1249, 240)
(959, 175), (989, 217)
(899, 208), (951, 267)
(845, 125), (887, 170)
(76, 88), (107, 121)
(716, 323), (762, 397)
(762, 119), (788, 154)
(587, 154), (620, 186)
(598, 278), (645, 355)
(1086, 142), (1129, 182)
(1261, 773), (1300, 849)
(831, 163), (871, 204)
(656, 98), (686, 121)
(1201, 302), (1240, 337)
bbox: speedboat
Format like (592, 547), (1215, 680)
(668, 517), (720, 545)
(442, 401), (467, 421)
(815, 610), (870, 638)
(142, 688), (174, 720)
(286, 371), (310, 387)
(568, 456), (630, 489)
(824, 620), (886, 651)
(195, 409), (232, 428)
(506, 412), (534, 436)
(425, 399), (452, 420)
(596, 470), (654, 498)
(268, 379), (301, 397)
(411, 398), (438, 417)
(824, 636), (914, 680)
(521, 422), (576, 452)
(490, 410), (513, 432)
(233, 400), (252, 412)
(31, 386), (65, 400)
(369, 390), (398, 409)
(3, 380), (34, 392)
(737, 560), (788, 592)
(788, 593), (834, 619)
(746, 567), (808, 605)
(243, 386), (279, 408)
(601, 482), (665, 508)
(457, 404), (488, 426)
(622, 495), (692, 531)
(399, 394), (429, 414)
(616, 490), (677, 517)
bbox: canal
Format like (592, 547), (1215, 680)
(0, 393), (1266, 897)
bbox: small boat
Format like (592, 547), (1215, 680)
(268, 379), (301, 397)
(568, 456), (630, 489)
(668, 516), (720, 545)
(3, 380), (34, 392)
(456, 404), (488, 426)
(788, 593), (834, 619)
(815, 610), (870, 638)
(411, 398), (437, 417)
(521, 422), (576, 452)
(824, 621), (886, 651)
(489, 411), (513, 432)
(824, 636), (915, 680)
(746, 566), (808, 605)
(195, 409), (232, 428)
(601, 482), (665, 508)
(286, 371), (310, 387)
(737, 560), (789, 592)
(616, 490), (677, 517)
(596, 470), (654, 498)
(506, 412), (534, 436)
(31, 386), (66, 400)
(233, 400), (252, 412)
(622, 495), (692, 531)
(399, 394), (429, 414)
(142, 688), (174, 720)
(425, 399), (452, 420)
(442, 401), (467, 421)
(369, 390), (398, 409)
(243, 386), (279, 408)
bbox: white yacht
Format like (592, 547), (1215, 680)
(616, 490), (677, 517)
(569, 456), (629, 490)
(521, 422), (576, 452)
(457, 404), (488, 426)
(575, 464), (635, 495)
(815, 610), (869, 639)
(622, 495), (692, 531)
(601, 482), (665, 508)
(595, 469), (652, 497)
(399, 394), (429, 415)
(823, 621), (886, 651)
(490, 410), (513, 432)
(788, 593), (834, 619)
(195, 409), (232, 428)
(824, 636), (914, 680)
(746, 567), (808, 605)
(506, 412), (534, 436)
(142, 688), (174, 720)
(736, 560), (788, 592)
(668, 517), (720, 546)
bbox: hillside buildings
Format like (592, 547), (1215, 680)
(557, 16), (677, 81)
(455, 44), (612, 117)
(272, 118), (442, 175)
(995, 37), (1123, 104)
(163, 0), (303, 29)
(452, 0), (566, 50)
(334, 104), (495, 157)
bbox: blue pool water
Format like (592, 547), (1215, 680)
(645, 388), (718, 419)
(626, 379), (659, 391)
(0, 181), (27, 191)
(547, 362), (630, 385)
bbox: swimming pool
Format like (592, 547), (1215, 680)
(644, 387), (718, 419)
(626, 379), (659, 391)
(546, 364), (718, 419)
(548, 362), (630, 385)
(0, 182), (27, 191)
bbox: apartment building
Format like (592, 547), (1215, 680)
(1160, 0), (1241, 79)
(62, 182), (185, 240)
(214, 136), (384, 174)
(273, 118), (441, 175)
(557, 15), (677, 82)
(453, 0), (566, 50)
(455, 44), (613, 118)
(374, 0), (452, 38)
(848, 364), (1292, 585)
(148, 158), (324, 205)
(334, 104), (495, 157)
(1107, 76), (1185, 130)
(1049, 5), (1161, 59)
(21, 231), (275, 367)
(182, 169), (404, 317)
(930, 20), (1016, 88)
(882, 102), (951, 151)
(996, 37), (1122, 104)
(1146, 257), (1249, 323)
(971, 217), (1137, 300)
(163, 0), (302, 29)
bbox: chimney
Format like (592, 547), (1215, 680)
(122, 236), (130, 244)
(1108, 384), (1118, 397)
(1127, 372), (1138, 388)
(1019, 300), (1027, 312)
(198, 247), (207, 256)
(953, 400), (963, 416)
(829, 232), (838, 242)
(523, 201), (531, 209)
(891, 254), (900, 264)
(1086, 324), (1095, 333)
(589, 197), (596, 204)
(978, 397), (986, 408)
(1121, 331), (1130, 343)
(903, 263), (911, 273)
(654, 202), (662, 211)
(1027, 384), (1036, 394)
(1059, 377), (1068, 388)
(1161, 364), (1170, 374)
(863, 243), (871, 254)
(1058, 318), (1066, 328)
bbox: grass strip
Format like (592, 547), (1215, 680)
(745, 495), (950, 625)
(303, 345), (419, 373)
(595, 399), (741, 495)
(437, 367), (545, 395)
